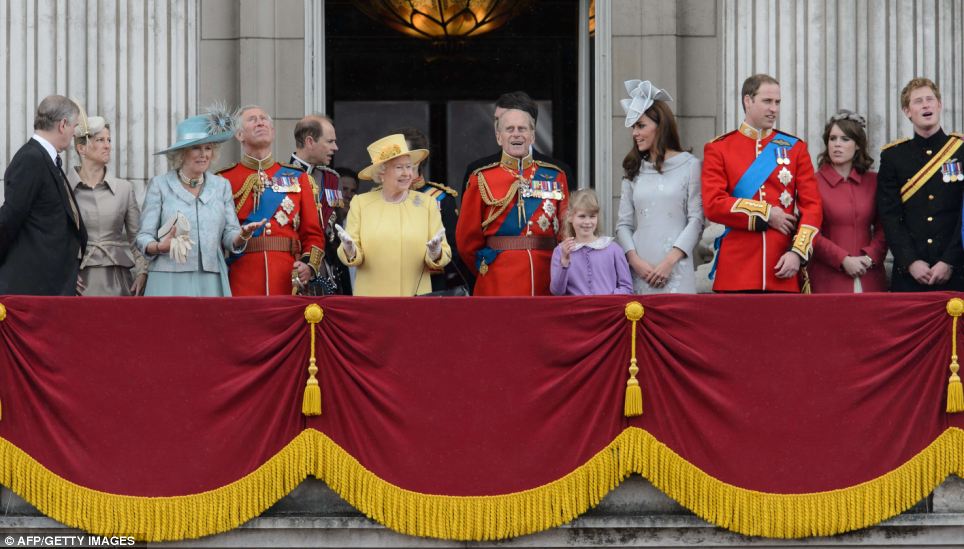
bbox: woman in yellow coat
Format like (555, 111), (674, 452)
(336, 134), (451, 296)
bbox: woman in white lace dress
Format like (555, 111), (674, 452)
(615, 80), (704, 294)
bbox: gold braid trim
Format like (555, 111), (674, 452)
(233, 173), (263, 215)
(3, 427), (963, 541)
(477, 171), (519, 230)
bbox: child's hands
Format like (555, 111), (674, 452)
(559, 237), (576, 268)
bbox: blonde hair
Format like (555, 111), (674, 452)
(564, 189), (601, 239)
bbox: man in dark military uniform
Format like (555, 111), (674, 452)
(877, 77), (964, 291)
(289, 114), (351, 294)
(460, 91), (575, 196)
(397, 127), (469, 293)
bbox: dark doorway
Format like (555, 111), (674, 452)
(324, 0), (580, 193)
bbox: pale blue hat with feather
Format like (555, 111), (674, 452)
(155, 103), (236, 155)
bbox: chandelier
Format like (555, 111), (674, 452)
(353, 0), (533, 42)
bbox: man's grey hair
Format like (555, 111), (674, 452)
(34, 95), (80, 131)
(494, 109), (536, 133)
(235, 105), (274, 131)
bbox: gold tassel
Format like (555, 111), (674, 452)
(624, 302), (645, 417)
(945, 298), (964, 413)
(302, 304), (324, 416)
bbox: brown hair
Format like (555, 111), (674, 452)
(816, 111), (874, 173)
(294, 114), (333, 148)
(741, 74), (780, 113)
(564, 189), (601, 239)
(900, 77), (942, 110)
(622, 100), (683, 178)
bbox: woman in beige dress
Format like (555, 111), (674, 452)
(69, 116), (148, 295)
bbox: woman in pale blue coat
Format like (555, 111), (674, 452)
(137, 110), (264, 296)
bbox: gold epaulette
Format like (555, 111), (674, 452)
(710, 130), (737, 143)
(281, 162), (305, 171)
(950, 132), (964, 140)
(773, 129), (801, 141)
(306, 173), (319, 195)
(425, 180), (458, 198)
(472, 161), (501, 177)
(881, 137), (909, 151)
(317, 165), (340, 177)
(533, 160), (564, 173)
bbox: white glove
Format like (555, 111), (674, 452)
(426, 228), (445, 261)
(159, 212), (195, 264)
(335, 223), (356, 258)
(170, 234), (195, 264)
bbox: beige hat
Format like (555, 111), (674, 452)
(358, 134), (429, 180)
(74, 115), (108, 139)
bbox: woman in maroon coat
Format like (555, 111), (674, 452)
(810, 110), (888, 293)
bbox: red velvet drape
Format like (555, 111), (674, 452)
(0, 293), (961, 497)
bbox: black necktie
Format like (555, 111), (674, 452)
(55, 155), (80, 229)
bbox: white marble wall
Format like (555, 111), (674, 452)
(0, 0), (199, 196)
(722, 0), (964, 163)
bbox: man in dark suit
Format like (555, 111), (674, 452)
(459, 91), (575, 196)
(0, 95), (87, 295)
(877, 77), (964, 291)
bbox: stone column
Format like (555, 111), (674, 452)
(0, 0), (198, 195)
(198, 0), (309, 163)
(605, 0), (722, 233)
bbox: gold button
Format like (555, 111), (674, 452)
(926, 150), (933, 155)
(929, 194), (935, 200)
(928, 216), (934, 222)
(928, 238), (934, 244)
(266, 229), (273, 235)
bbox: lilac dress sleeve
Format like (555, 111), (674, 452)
(550, 245), (569, 296)
(612, 243), (634, 294)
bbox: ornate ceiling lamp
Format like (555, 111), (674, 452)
(589, 0), (595, 36)
(353, 0), (533, 42)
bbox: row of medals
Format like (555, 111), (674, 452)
(942, 160), (964, 182)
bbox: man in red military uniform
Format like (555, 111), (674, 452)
(456, 108), (568, 296)
(218, 105), (326, 295)
(702, 74), (822, 292)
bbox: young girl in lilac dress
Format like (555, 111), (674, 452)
(550, 189), (634, 296)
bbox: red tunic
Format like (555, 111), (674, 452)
(456, 153), (568, 296)
(702, 124), (823, 292)
(810, 164), (887, 293)
(218, 160), (326, 296)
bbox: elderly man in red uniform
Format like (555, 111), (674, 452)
(456, 108), (568, 295)
(702, 74), (822, 292)
(218, 105), (325, 295)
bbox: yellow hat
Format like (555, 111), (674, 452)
(358, 134), (429, 180)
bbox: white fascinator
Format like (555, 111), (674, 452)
(620, 80), (673, 128)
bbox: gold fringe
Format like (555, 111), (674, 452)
(2, 427), (963, 542)
(946, 298), (964, 413)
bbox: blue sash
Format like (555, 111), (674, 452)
(709, 133), (798, 279)
(229, 167), (301, 264)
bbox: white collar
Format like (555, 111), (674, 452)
(291, 152), (314, 172)
(571, 236), (613, 251)
(31, 134), (59, 163)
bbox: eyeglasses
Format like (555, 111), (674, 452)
(830, 110), (867, 129)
